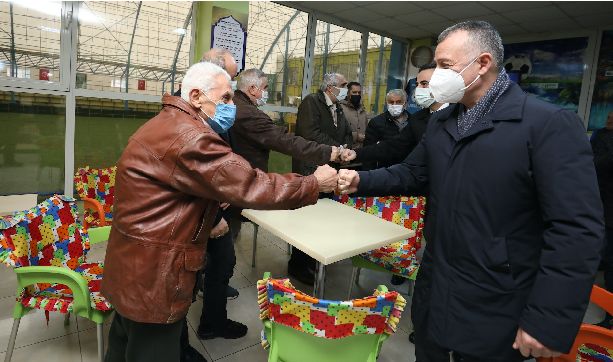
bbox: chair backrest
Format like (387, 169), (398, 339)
(257, 274), (405, 361)
(0, 195), (89, 269)
(538, 285), (613, 362)
(74, 165), (116, 225)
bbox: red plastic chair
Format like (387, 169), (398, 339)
(538, 285), (613, 362)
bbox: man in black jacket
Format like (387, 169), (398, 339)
(362, 89), (409, 169)
(591, 110), (613, 328)
(341, 63), (446, 172)
(338, 21), (603, 361)
(290, 72), (353, 283)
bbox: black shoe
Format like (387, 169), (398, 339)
(408, 331), (415, 344)
(181, 344), (207, 362)
(198, 319), (248, 340)
(288, 263), (315, 285)
(226, 285), (239, 300)
(391, 275), (406, 285)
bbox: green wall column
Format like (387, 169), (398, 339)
(191, 1), (249, 65)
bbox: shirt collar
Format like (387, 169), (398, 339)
(323, 92), (335, 107)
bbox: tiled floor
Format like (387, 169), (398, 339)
(0, 222), (606, 361)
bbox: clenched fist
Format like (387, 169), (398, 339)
(337, 169), (360, 194)
(314, 164), (338, 193)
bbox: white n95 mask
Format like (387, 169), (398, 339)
(429, 57), (480, 104)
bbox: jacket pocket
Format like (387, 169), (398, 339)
(484, 236), (516, 291)
(170, 248), (206, 321)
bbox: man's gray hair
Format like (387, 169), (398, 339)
(438, 20), (504, 68)
(238, 68), (266, 91)
(386, 89), (407, 104)
(181, 62), (230, 102)
(320, 73), (345, 92)
(201, 48), (234, 70)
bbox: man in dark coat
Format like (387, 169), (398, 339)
(362, 89), (409, 169)
(338, 20), (604, 361)
(591, 110), (613, 328)
(290, 72), (353, 283)
(342, 63), (447, 176)
(230, 68), (339, 172)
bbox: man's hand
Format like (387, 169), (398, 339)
(314, 164), (338, 193)
(337, 169), (359, 194)
(210, 217), (229, 239)
(357, 133), (365, 142)
(341, 149), (356, 162)
(512, 328), (562, 358)
(330, 146), (340, 162)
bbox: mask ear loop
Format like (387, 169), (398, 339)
(459, 56), (481, 91)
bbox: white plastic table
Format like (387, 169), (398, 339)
(242, 198), (414, 298)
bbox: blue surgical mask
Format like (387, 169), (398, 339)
(202, 91), (236, 133)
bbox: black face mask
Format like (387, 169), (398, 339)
(349, 94), (361, 108)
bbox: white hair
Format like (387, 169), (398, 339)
(181, 62), (230, 102)
(238, 68), (266, 91)
(320, 73), (345, 91)
(386, 89), (407, 104)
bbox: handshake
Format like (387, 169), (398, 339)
(329, 145), (357, 164)
(313, 165), (360, 194)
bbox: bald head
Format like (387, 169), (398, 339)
(201, 48), (238, 79)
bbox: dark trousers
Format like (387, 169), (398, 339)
(105, 312), (184, 362)
(179, 231), (236, 349)
(199, 231), (236, 331)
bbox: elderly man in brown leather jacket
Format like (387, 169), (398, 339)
(101, 61), (338, 362)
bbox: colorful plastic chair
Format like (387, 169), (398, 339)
(257, 272), (406, 362)
(74, 165), (117, 229)
(334, 195), (426, 298)
(537, 285), (613, 362)
(0, 195), (113, 362)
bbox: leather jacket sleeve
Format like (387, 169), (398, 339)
(172, 129), (320, 210)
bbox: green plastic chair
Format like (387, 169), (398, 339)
(0, 196), (113, 362)
(258, 272), (406, 362)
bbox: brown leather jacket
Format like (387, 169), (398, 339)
(101, 95), (319, 324)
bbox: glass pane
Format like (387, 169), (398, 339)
(311, 21), (362, 94)
(246, 2), (308, 111)
(363, 34), (392, 115)
(75, 97), (159, 170)
(77, 1), (192, 95)
(0, 1), (63, 83)
(588, 30), (613, 130)
(0, 90), (65, 196)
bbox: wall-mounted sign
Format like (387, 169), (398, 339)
(138, 79), (146, 90)
(39, 68), (49, 81)
(211, 7), (248, 75)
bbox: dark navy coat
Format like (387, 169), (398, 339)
(357, 83), (604, 359)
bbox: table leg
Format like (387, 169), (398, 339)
(313, 261), (326, 299)
(251, 223), (259, 268)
